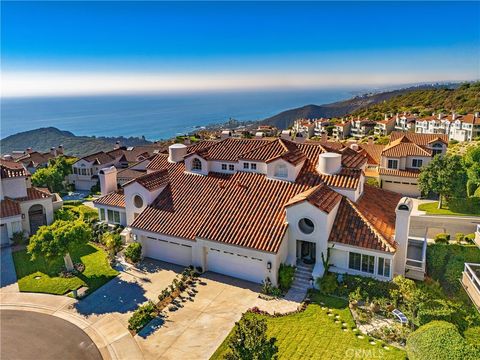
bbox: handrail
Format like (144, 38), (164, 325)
(464, 263), (480, 292)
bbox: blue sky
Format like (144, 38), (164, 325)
(2, 1), (479, 96)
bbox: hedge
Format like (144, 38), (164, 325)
(128, 301), (157, 332)
(406, 321), (480, 360)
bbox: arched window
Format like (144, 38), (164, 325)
(192, 158), (202, 171)
(275, 163), (288, 178)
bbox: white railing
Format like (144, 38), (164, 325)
(464, 263), (480, 294)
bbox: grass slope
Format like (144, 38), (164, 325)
(418, 200), (480, 216)
(13, 242), (118, 295)
(211, 293), (405, 360)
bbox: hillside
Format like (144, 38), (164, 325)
(0, 127), (152, 158)
(261, 84), (464, 129)
(351, 82), (480, 120)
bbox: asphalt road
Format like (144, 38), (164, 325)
(0, 310), (102, 360)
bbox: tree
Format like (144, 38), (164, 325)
(226, 316), (278, 360)
(463, 145), (480, 196)
(418, 155), (467, 208)
(31, 156), (76, 193)
(28, 220), (92, 271)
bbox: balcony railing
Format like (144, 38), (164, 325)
(462, 263), (480, 310)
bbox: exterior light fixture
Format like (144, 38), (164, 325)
(267, 261), (272, 270)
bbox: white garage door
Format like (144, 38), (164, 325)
(207, 248), (265, 284)
(142, 237), (193, 267)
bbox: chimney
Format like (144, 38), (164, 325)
(26, 147), (33, 154)
(255, 132), (264, 139)
(99, 166), (118, 196)
(475, 112), (479, 118)
(384, 114), (388, 121)
(317, 153), (342, 175)
(321, 131), (327, 143)
(50, 147), (57, 156)
(168, 143), (188, 163)
(438, 112), (443, 120)
(280, 130), (291, 141)
(57, 145), (64, 155)
(114, 141), (121, 150)
(350, 143), (359, 151)
(3, 154), (13, 160)
(368, 136), (374, 146)
(220, 130), (232, 140)
(452, 112), (456, 121)
(393, 197), (413, 276)
(183, 137), (191, 145)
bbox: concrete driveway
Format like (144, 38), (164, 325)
(135, 271), (297, 360)
(0, 247), (19, 293)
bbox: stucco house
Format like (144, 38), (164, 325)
(0, 160), (61, 246)
(378, 132), (448, 196)
(94, 137), (426, 287)
(3, 145), (65, 174)
(416, 112), (480, 142)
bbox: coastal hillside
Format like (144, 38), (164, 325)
(261, 83), (466, 129)
(351, 82), (480, 120)
(0, 127), (152, 158)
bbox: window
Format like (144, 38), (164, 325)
(377, 257), (391, 278)
(229, 164), (234, 171)
(107, 209), (114, 222)
(349, 252), (374, 274)
(107, 209), (120, 224)
(387, 159), (398, 169)
(432, 143), (443, 156)
(349, 253), (361, 271)
(298, 218), (314, 234)
(251, 163), (257, 170)
(99, 208), (105, 221)
(221, 164), (227, 170)
(133, 195), (143, 208)
(73, 167), (78, 174)
(275, 163), (288, 178)
(243, 163), (249, 169)
(192, 158), (202, 171)
(412, 159), (423, 168)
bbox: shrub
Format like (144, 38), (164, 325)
(125, 242), (142, 263)
(11, 231), (27, 246)
(444, 256), (465, 292)
(317, 273), (338, 295)
(464, 233), (475, 244)
(261, 279), (282, 297)
(406, 321), (480, 360)
(435, 233), (450, 244)
(455, 233), (465, 243)
(128, 301), (157, 332)
(102, 232), (123, 253)
(278, 264), (295, 292)
(464, 327), (480, 348)
(366, 178), (380, 187)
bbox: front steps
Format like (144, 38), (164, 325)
(284, 261), (314, 302)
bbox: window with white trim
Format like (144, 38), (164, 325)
(107, 209), (121, 224)
(251, 163), (257, 170)
(275, 163), (288, 178)
(349, 252), (375, 274)
(412, 159), (423, 168)
(99, 208), (105, 221)
(243, 163), (249, 169)
(221, 164), (227, 170)
(228, 164), (234, 171)
(387, 159), (398, 169)
(192, 158), (202, 171)
(377, 257), (391, 278)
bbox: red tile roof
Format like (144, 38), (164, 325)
(93, 190), (126, 208)
(0, 198), (21, 218)
(382, 136), (432, 157)
(359, 144), (385, 165)
(285, 184), (342, 213)
(0, 160), (29, 178)
(81, 151), (115, 165)
(125, 169), (170, 191)
(389, 132), (448, 146)
(186, 138), (273, 162)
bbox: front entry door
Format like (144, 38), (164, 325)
(299, 241), (316, 264)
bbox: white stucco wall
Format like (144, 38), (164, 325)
(266, 158), (304, 182)
(95, 205), (127, 226)
(19, 197), (54, 235)
(380, 175), (420, 197)
(124, 181), (166, 225)
(1, 177), (28, 199)
(184, 156), (209, 175)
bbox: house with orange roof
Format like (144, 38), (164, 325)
(378, 132), (448, 196)
(332, 119), (352, 140)
(416, 112), (480, 142)
(3, 145), (66, 174)
(0, 160), (62, 245)
(94, 137), (427, 291)
(293, 119), (315, 140)
(374, 115), (396, 136)
(393, 113), (417, 132)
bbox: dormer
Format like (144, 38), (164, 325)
(124, 169), (170, 225)
(266, 148), (306, 182)
(184, 153), (209, 175)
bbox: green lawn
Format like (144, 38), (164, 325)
(211, 293), (406, 360)
(13, 242), (118, 295)
(418, 200), (480, 216)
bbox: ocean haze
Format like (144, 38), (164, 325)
(1, 89), (358, 140)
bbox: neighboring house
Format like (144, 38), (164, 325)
(332, 120), (352, 140)
(313, 118), (332, 137)
(374, 116), (396, 136)
(378, 132), (448, 197)
(462, 224), (480, 310)
(94, 138), (426, 287)
(3, 145), (65, 174)
(0, 160), (62, 246)
(293, 119), (315, 140)
(256, 125), (277, 137)
(416, 112), (480, 142)
(68, 144), (166, 190)
(350, 119), (376, 139)
(394, 113), (417, 132)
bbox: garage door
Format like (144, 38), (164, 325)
(142, 237), (193, 266)
(207, 248), (265, 284)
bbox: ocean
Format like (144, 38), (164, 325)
(1, 89), (359, 140)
